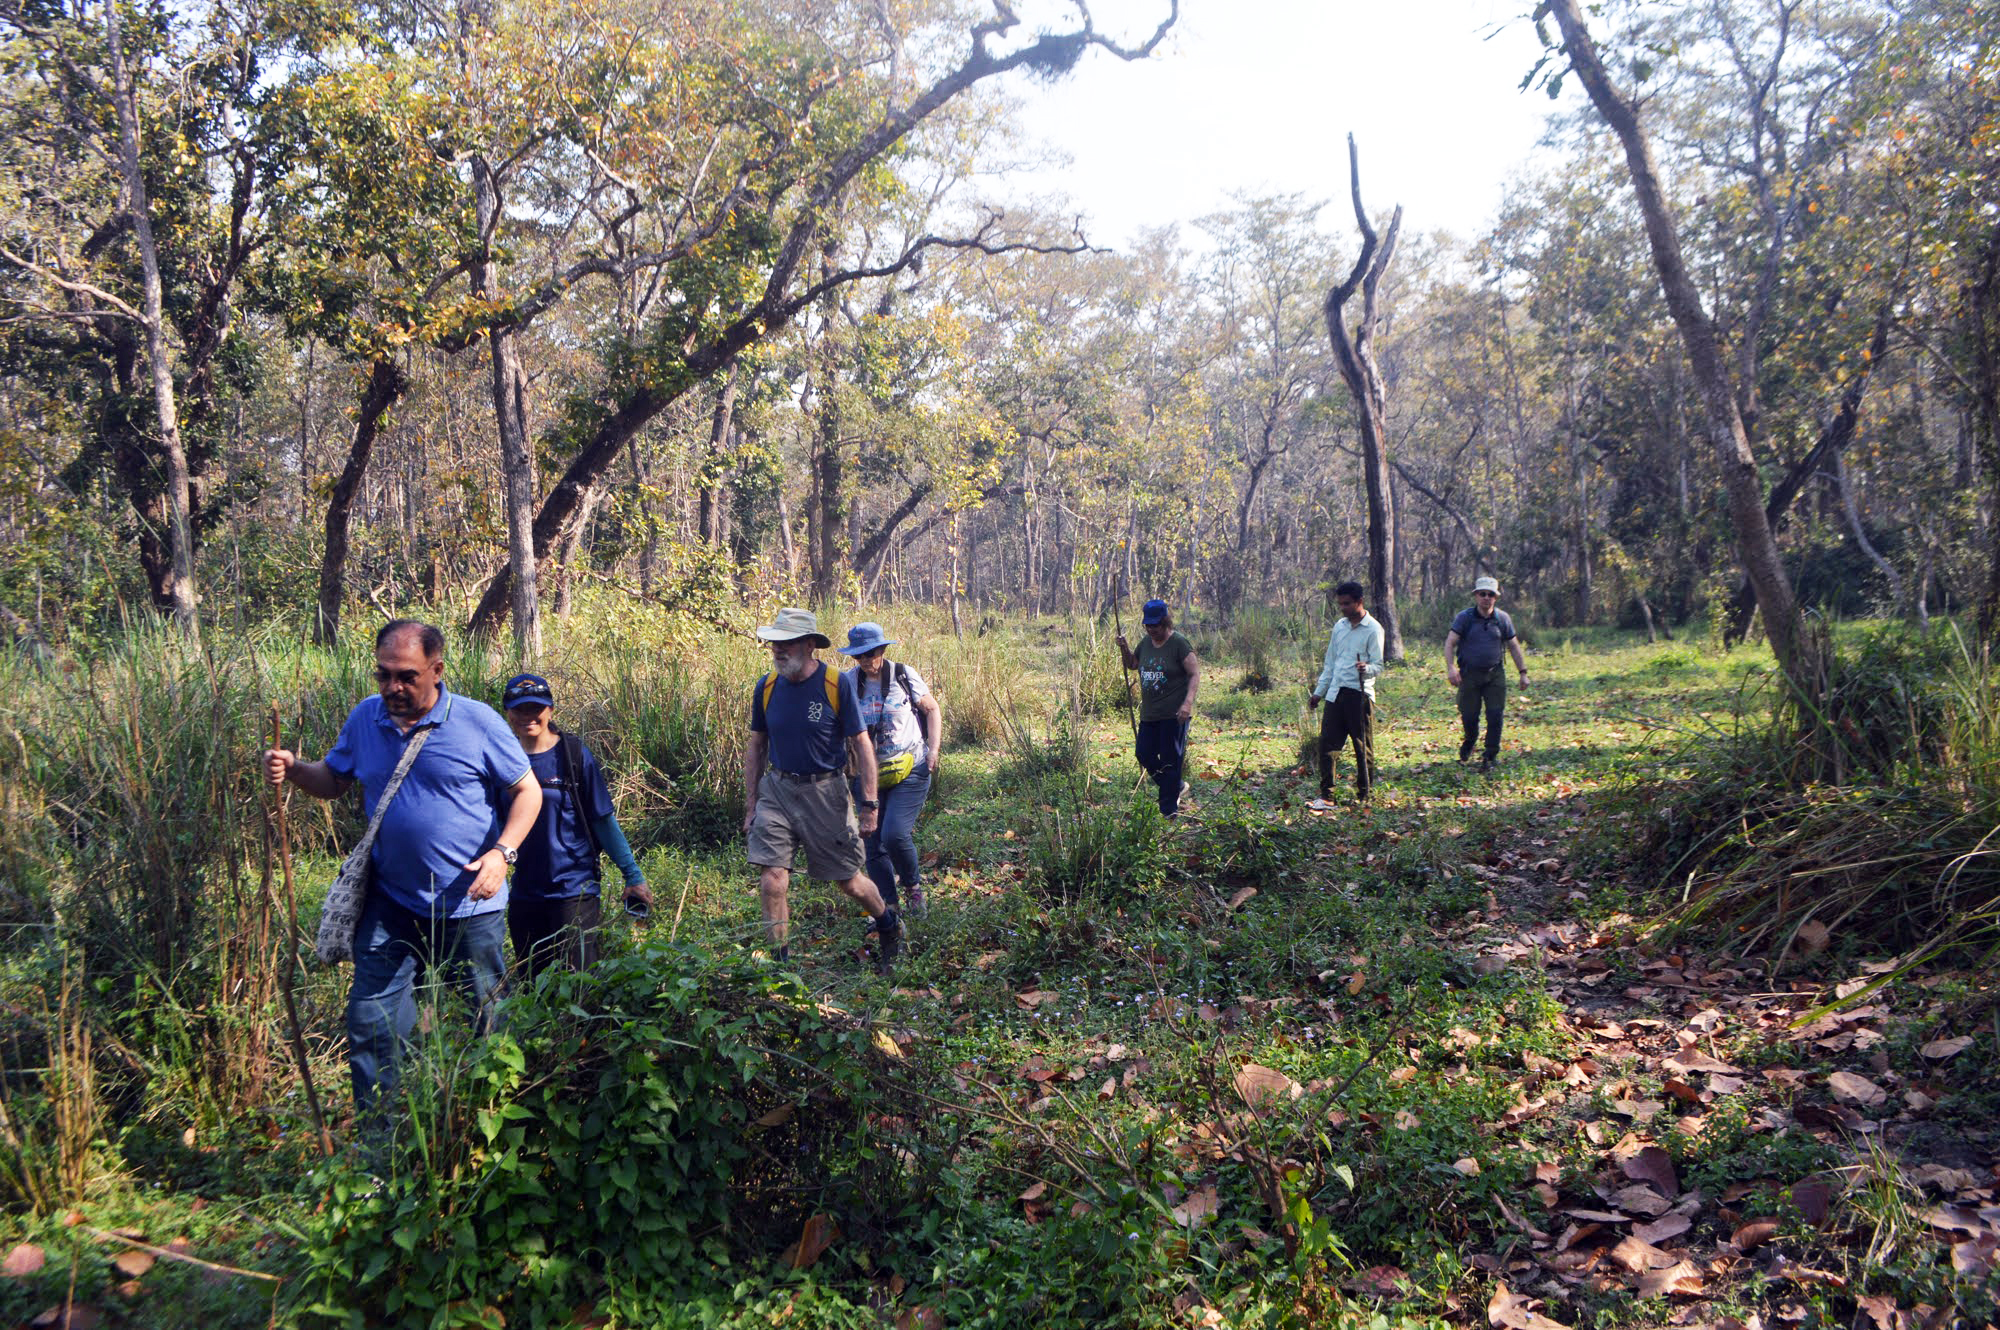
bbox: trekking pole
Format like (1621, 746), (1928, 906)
(1112, 569), (1139, 743)
(267, 705), (333, 1157)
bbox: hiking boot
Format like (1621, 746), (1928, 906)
(904, 884), (928, 919)
(1477, 757), (1494, 775)
(875, 909), (903, 973)
(1458, 741), (1475, 764)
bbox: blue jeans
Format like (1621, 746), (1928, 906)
(853, 758), (931, 908)
(1135, 718), (1190, 816)
(346, 891), (507, 1124)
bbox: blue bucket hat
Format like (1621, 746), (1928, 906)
(501, 672), (555, 710)
(1141, 599), (1169, 626)
(840, 622), (898, 656)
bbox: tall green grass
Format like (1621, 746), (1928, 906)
(1646, 624), (2000, 971)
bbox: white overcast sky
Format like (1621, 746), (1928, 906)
(989, 0), (1569, 247)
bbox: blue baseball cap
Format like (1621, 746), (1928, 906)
(1141, 599), (1169, 625)
(501, 673), (555, 710)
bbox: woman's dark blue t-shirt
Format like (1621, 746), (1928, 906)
(513, 740), (615, 900)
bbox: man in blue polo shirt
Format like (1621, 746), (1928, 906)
(263, 619), (540, 1124)
(742, 607), (903, 972)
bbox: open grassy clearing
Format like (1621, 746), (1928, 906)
(0, 613), (1993, 1328)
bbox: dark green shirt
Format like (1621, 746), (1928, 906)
(1136, 631), (1194, 723)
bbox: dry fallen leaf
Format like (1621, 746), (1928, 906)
(2, 1244), (45, 1278)
(1606, 1184), (1674, 1217)
(1386, 1066), (1417, 1086)
(1632, 1213), (1692, 1245)
(1920, 1035), (1973, 1060)
(1225, 887), (1258, 911)
(1233, 1063), (1303, 1111)
(1170, 1185), (1220, 1228)
(110, 1250), (154, 1279)
(871, 1029), (904, 1059)
(1452, 1157), (1482, 1177)
(1487, 1280), (1569, 1330)
(780, 1215), (839, 1270)
(1795, 920), (1831, 956)
(1617, 1144), (1680, 1197)
(1608, 1235), (1678, 1273)
(1393, 1108), (1421, 1131)
(1014, 990), (1055, 1009)
(1827, 1070), (1886, 1108)
(1017, 1181), (1047, 1202)
(970, 951), (1006, 971)
(1732, 1219), (1780, 1252)
(752, 1103), (795, 1129)
(1636, 1259), (1706, 1297)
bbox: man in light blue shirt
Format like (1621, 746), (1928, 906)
(1307, 581), (1384, 806)
(264, 619), (540, 1125)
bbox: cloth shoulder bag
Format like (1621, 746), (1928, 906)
(315, 724), (436, 964)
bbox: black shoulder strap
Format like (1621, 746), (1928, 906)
(555, 728), (601, 863)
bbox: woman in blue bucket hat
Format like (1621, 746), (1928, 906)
(840, 622), (943, 916)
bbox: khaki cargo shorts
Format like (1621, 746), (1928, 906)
(746, 770), (865, 880)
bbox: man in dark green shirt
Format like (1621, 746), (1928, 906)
(1116, 598), (1202, 816)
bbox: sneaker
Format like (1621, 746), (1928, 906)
(904, 885), (928, 919)
(875, 909), (903, 973)
(1307, 797), (1335, 812)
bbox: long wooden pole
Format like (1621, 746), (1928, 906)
(267, 706), (333, 1157)
(1112, 568), (1139, 742)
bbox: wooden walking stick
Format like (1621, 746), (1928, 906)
(1112, 569), (1139, 742)
(267, 705), (333, 1157)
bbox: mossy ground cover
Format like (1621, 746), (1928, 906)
(0, 614), (1993, 1328)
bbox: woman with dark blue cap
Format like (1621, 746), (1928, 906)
(499, 673), (650, 975)
(1115, 599), (1201, 816)
(839, 623), (943, 916)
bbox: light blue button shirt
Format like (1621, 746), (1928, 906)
(1314, 613), (1385, 700)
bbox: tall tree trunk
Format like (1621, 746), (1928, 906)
(1548, 0), (1813, 690)
(698, 365), (739, 545)
(553, 481), (602, 618)
(808, 268), (845, 604)
(472, 155), (541, 662)
(1970, 219), (2000, 646)
(628, 437), (656, 595)
(315, 359), (406, 643)
(105, 0), (198, 641)
(1322, 136), (1405, 660)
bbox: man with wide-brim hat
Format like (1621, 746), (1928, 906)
(1444, 575), (1529, 773)
(743, 608), (903, 971)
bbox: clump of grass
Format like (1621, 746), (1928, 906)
(1024, 790), (1170, 907)
(1645, 624), (2000, 970)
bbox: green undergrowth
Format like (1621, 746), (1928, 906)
(2, 603), (1993, 1327)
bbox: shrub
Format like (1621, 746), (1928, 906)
(300, 941), (917, 1327)
(1025, 790), (1171, 907)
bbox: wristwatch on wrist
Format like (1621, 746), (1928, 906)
(859, 799), (880, 811)
(495, 843), (518, 866)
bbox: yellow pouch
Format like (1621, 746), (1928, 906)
(876, 749), (916, 790)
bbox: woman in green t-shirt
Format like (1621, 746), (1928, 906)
(1115, 598), (1202, 817)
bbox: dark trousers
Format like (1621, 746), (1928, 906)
(1457, 665), (1507, 762)
(854, 758), (932, 908)
(347, 892), (508, 1125)
(1135, 718), (1190, 816)
(509, 893), (602, 980)
(1317, 688), (1375, 798)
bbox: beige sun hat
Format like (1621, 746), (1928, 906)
(755, 607), (831, 647)
(1472, 576), (1500, 594)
